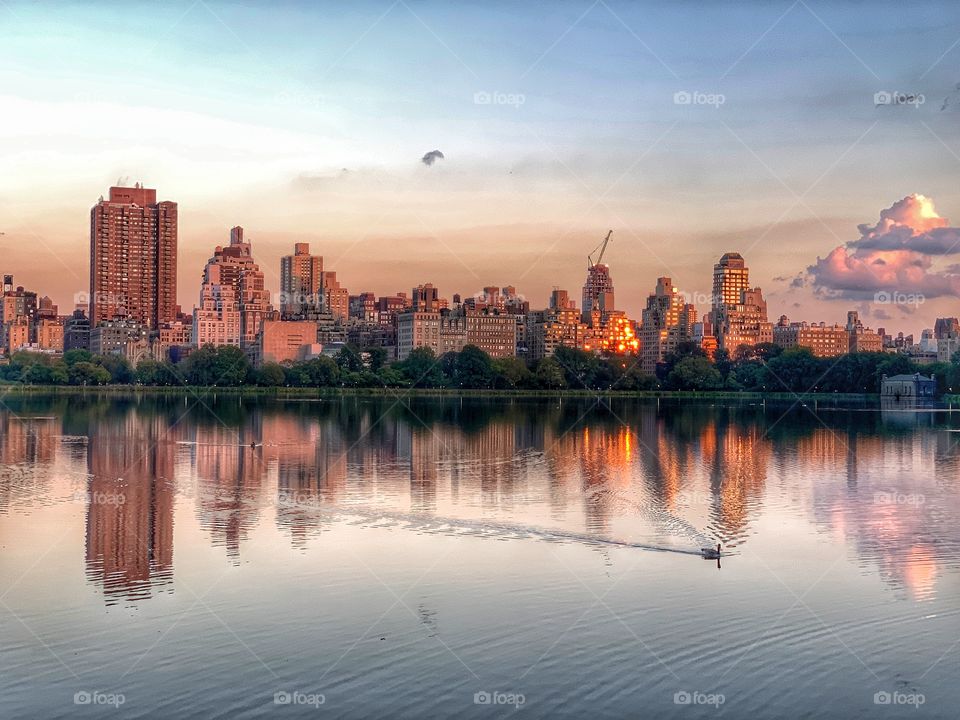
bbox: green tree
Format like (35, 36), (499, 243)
(713, 348), (733, 381)
(493, 357), (533, 389)
(49, 360), (69, 385)
(182, 345), (251, 386)
(63, 349), (93, 366)
(376, 365), (408, 387)
(553, 347), (599, 389)
(730, 360), (765, 391)
(365, 347), (388, 372)
(453, 345), (495, 388)
(135, 359), (164, 385)
(97, 354), (134, 384)
(69, 361), (111, 386)
(658, 341), (707, 380)
(668, 356), (724, 390)
(534, 357), (566, 389)
(286, 356), (340, 387)
(397, 347), (444, 388)
(607, 360), (658, 390)
(762, 348), (825, 393)
(334, 343), (364, 373)
(256, 362), (286, 387)
(21, 363), (53, 384)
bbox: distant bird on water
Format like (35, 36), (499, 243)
(701, 543), (721, 559)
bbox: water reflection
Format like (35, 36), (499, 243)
(1, 395), (958, 605)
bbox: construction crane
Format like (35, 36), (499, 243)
(587, 230), (613, 268)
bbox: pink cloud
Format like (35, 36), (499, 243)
(808, 194), (960, 299)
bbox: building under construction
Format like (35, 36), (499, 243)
(581, 230), (616, 322)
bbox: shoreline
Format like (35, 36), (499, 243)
(0, 383), (883, 402)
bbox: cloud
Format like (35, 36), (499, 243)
(807, 194), (960, 299)
(421, 149), (444, 166)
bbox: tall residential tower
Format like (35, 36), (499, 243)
(89, 185), (177, 330)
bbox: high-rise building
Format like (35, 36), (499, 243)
(846, 310), (883, 353)
(280, 242), (324, 319)
(706, 253), (772, 351)
(582, 264), (615, 323)
(89, 185), (177, 330)
(935, 317), (960, 362)
(711, 252), (750, 308)
(639, 277), (697, 372)
(321, 271), (349, 323)
(192, 227), (274, 351)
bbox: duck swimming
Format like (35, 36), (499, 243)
(701, 543), (721, 559)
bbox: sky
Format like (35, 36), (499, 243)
(2, 0), (960, 335)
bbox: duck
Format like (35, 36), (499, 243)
(701, 543), (721, 559)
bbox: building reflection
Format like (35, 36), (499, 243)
(3, 395), (955, 605)
(189, 422), (266, 562)
(84, 412), (176, 604)
(807, 426), (951, 601)
(0, 415), (58, 513)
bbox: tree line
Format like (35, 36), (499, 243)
(0, 342), (954, 394)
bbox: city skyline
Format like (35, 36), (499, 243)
(0, 181), (951, 340)
(4, 2), (960, 335)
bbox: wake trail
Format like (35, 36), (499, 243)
(276, 500), (705, 556)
